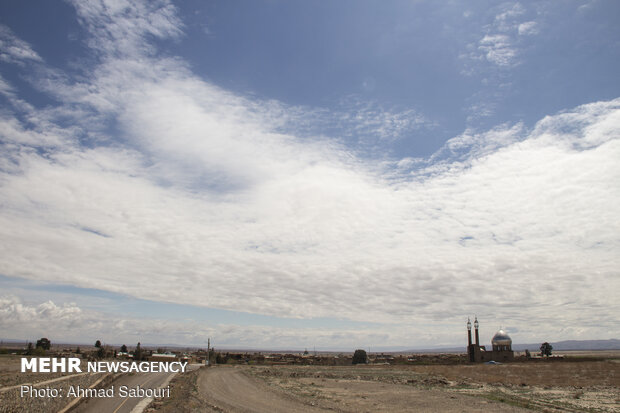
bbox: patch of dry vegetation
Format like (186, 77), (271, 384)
(146, 367), (219, 413)
(0, 355), (74, 388)
(409, 360), (619, 387)
(248, 360), (620, 412)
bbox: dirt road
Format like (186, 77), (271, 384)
(198, 366), (329, 413)
(197, 366), (534, 413)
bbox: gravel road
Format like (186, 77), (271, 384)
(198, 366), (329, 413)
(196, 366), (534, 413)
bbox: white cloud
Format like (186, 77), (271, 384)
(0, 24), (43, 64)
(0, 295), (437, 348)
(459, 3), (543, 123)
(463, 3), (540, 70)
(518, 21), (539, 36)
(0, 296), (82, 329)
(255, 95), (430, 151)
(3, 294), (609, 348)
(493, 2), (526, 30)
(0, 0), (618, 347)
(68, 0), (183, 57)
(478, 34), (517, 67)
(334, 96), (429, 143)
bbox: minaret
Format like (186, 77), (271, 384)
(474, 316), (480, 347)
(467, 317), (472, 347)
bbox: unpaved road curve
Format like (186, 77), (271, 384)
(197, 366), (535, 413)
(198, 366), (329, 413)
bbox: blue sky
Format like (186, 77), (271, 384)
(0, 0), (618, 350)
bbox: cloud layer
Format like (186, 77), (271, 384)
(465, 2), (538, 69)
(0, 295), (441, 349)
(0, 0), (618, 346)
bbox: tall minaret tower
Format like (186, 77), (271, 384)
(467, 317), (474, 362)
(474, 316), (480, 347)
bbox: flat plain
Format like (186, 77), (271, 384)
(149, 351), (620, 413)
(2, 352), (619, 412)
(0, 355), (106, 413)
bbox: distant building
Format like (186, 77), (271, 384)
(466, 317), (514, 362)
(149, 353), (179, 362)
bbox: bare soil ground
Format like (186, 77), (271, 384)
(146, 367), (211, 413)
(0, 355), (109, 413)
(246, 360), (620, 413)
(198, 366), (329, 412)
(151, 365), (531, 413)
(248, 366), (536, 413)
(151, 364), (566, 413)
(4, 353), (618, 412)
(0, 355), (73, 388)
(159, 357), (619, 412)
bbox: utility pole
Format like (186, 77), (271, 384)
(207, 338), (211, 366)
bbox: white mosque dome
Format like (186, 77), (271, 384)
(491, 329), (512, 346)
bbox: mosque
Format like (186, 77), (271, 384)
(466, 317), (514, 362)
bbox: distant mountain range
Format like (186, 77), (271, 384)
(514, 339), (620, 351)
(406, 339), (620, 353)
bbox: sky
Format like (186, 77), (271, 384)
(0, 0), (618, 351)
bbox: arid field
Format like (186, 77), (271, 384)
(1, 352), (619, 412)
(149, 352), (620, 413)
(0, 355), (107, 413)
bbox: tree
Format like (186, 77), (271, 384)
(76, 347), (81, 354)
(215, 352), (226, 364)
(25, 342), (33, 355)
(540, 342), (553, 357)
(36, 337), (51, 351)
(134, 342), (142, 361)
(120, 344), (127, 353)
(95, 340), (102, 348)
(352, 349), (368, 365)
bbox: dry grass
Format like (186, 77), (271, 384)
(248, 359), (620, 412)
(408, 360), (619, 387)
(0, 355), (76, 388)
(145, 367), (220, 413)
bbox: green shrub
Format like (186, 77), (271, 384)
(352, 349), (368, 365)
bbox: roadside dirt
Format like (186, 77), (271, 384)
(197, 366), (328, 412)
(196, 366), (533, 413)
(249, 363), (620, 413)
(146, 367), (213, 413)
